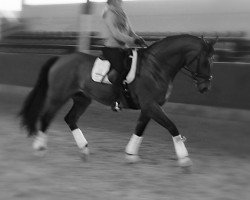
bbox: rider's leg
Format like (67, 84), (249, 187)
(102, 47), (125, 111)
(111, 74), (123, 111)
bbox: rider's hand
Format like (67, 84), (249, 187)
(134, 37), (147, 47)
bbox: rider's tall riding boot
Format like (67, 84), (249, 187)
(108, 70), (122, 112)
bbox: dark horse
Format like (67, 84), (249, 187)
(19, 34), (217, 167)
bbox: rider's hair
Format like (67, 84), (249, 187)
(107, 0), (113, 5)
(107, 0), (120, 5)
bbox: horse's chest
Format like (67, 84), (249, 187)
(165, 82), (173, 101)
(158, 82), (173, 104)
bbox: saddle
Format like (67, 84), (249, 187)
(91, 49), (138, 85)
(91, 49), (139, 109)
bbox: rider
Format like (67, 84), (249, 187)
(102, 0), (146, 111)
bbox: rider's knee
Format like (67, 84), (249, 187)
(108, 69), (119, 83)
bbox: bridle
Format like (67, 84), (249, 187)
(182, 51), (213, 84)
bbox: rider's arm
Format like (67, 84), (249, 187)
(104, 11), (136, 45)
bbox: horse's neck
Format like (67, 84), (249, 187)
(144, 41), (189, 79)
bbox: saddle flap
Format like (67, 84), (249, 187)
(91, 49), (138, 84)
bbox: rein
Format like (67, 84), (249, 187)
(181, 52), (213, 83)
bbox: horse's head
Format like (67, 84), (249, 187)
(184, 36), (218, 93)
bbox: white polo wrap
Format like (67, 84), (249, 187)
(72, 128), (88, 149)
(125, 134), (143, 155)
(172, 135), (188, 159)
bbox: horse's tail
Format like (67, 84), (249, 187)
(19, 56), (58, 137)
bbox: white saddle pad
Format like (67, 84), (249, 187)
(91, 58), (111, 83)
(91, 50), (138, 84)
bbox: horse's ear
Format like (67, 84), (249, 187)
(201, 35), (205, 43)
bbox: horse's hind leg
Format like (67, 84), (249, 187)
(33, 94), (69, 152)
(142, 102), (192, 167)
(64, 92), (91, 156)
(125, 112), (150, 163)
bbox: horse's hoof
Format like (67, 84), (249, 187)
(32, 134), (47, 152)
(125, 154), (140, 163)
(178, 157), (193, 167)
(80, 147), (89, 161)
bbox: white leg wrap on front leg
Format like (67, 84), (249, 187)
(172, 135), (188, 159)
(72, 128), (88, 149)
(33, 131), (48, 150)
(125, 134), (143, 155)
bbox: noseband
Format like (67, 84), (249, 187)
(182, 52), (213, 83)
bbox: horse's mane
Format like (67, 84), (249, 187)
(139, 34), (203, 60)
(147, 34), (201, 50)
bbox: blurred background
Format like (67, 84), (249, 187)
(1, 0), (250, 61)
(0, 0), (250, 109)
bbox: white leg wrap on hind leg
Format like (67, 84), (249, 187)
(125, 134), (143, 155)
(172, 135), (188, 159)
(33, 131), (48, 150)
(72, 128), (88, 149)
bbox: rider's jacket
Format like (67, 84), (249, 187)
(102, 5), (137, 48)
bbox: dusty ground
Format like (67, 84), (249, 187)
(0, 90), (249, 200)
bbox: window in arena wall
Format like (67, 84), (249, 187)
(0, 0), (175, 11)
(25, 0), (106, 5)
(24, 0), (168, 5)
(0, 0), (22, 11)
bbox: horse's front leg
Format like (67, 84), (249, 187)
(142, 102), (192, 167)
(64, 93), (91, 159)
(125, 112), (150, 163)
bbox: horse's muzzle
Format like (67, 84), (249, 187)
(197, 81), (211, 93)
